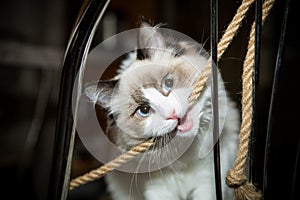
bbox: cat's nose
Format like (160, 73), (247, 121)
(166, 110), (179, 121)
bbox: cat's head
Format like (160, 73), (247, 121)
(85, 22), (210, 148)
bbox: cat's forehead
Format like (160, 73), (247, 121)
(122, 55), (197, 78)
(117, 62), (169, 94)
(114, 48), (208, 98)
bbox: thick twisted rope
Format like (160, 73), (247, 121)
(225, 0), (275, 199)
(189, 0), (256, 105)
(69, 0), (275, 197)
(69, 138), (154, 190)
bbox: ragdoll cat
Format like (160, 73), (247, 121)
(85, 22), (240, 200)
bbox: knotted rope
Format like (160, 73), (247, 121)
(69, 1), (276, 200)
(225, 0), (275, 199)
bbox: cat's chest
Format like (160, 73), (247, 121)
(145, 149), (215, 199)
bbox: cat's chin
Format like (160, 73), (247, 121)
(151, 130), (177, 149)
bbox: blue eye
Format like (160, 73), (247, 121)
(135, 105), (151, 118)
(162, 75), (174, 94)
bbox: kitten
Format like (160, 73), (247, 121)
(85, 22), (240, 200)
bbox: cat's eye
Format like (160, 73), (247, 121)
(162, 75), (174, 94)
(135, 105), (151, 118)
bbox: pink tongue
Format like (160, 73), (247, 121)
(177, 112), (193, 133)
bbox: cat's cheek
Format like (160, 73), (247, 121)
(142, 118), (159, 137)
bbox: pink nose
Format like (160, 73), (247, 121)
(166, 110), (179, 120)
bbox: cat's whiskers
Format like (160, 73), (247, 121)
(147, 144), (157, 182)
(151, 132), (178, 178)
(146, 136), (163, 179)
(155, 147), (167, 180)
(164, 134), (182, 177)
(129, 147), (149, 200)
(128, 173), (137, 200)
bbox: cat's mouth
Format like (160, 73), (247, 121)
(176, 111), (193, 133)
(151, 112), (193, 150)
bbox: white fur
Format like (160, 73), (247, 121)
(86, 24), (240, 200)
(104, 54), (239, 199)
(106, 103), (239, 200)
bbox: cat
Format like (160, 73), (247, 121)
(84, 21), (240, 200)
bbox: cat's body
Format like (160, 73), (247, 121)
(85, 22), (239, 200)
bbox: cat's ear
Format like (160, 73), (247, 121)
(84, 79), (118, 109)
(137, 21), (166, 60)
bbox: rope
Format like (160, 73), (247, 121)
(69, 138), (154, 190)
(69, 1), (276, 198)
(189, 0), (256, 104)
(225, 1), (275, 199)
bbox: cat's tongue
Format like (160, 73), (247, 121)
(177, 112), (193, 133)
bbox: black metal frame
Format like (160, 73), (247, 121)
(210, 0), (223, 199)
(263, 0), (291, 198)
(47, 0), (110, 199)
(249, 0), (263, 185)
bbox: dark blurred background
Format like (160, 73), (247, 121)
(0, 0), (298, 199)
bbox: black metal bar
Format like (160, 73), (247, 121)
(249, 0), (262, 185)
(46, 0), (110, 200)
(291, 136), (300, 200)
(210, 0), (222, 199)
(263, 0), (290, 198)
